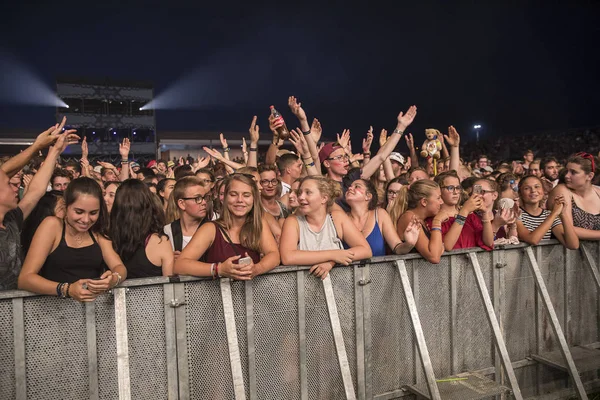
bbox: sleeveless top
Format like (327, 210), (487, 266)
(572, 192), (600, 230)
(40, 222), (104, 283)
(345, 210), (385, 257)
(125, 237), (162, 279)
(204, 222), (261, 264)
(265, 200), (290, 221)
(297, 214), (343, 251)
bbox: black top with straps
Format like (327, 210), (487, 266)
(40, 222), (105, 283)
(125, 237), (162, 279)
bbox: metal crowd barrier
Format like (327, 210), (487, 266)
(1, 240), (599, 400)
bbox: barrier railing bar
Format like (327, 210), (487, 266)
(468, 252), (523, 400)
(323, 275), (357, 400)
(85, 302), (99, 400)
(13, 297), (26, 400)
(395, 260), (441, 400)
(492, 248), (507, 398)
(525, 247), (588, 400)
(412, 260), (421, 387)
(449, 255), (458, 375)
(363, 264), (373, 400)
(163, 283), (179, 400)
(297, 270), (308, 400)
(245, 280), (257, 400)
(581, 244), (600, 293)
(173, 283), (189, 400)
(114, 287), (132, 400)
(220, 278), (247, 400)
(354, 265), (366, 400)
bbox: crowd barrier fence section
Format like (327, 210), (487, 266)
(0, 240), (598, 400)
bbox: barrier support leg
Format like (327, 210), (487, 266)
(220, 278), (247, 400)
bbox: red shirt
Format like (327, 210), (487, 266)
(426, 213), (492, 251)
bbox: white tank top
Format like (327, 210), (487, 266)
(296, 214), (343, 251)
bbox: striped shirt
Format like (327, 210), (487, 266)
(519, 208), (561, 240)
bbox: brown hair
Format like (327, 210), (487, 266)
(165, 177), (207, 224)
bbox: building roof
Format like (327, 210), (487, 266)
(56, 76), (154, 89)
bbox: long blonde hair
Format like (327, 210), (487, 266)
(215, 173), (263, 252)
(389, 180), (439, 227)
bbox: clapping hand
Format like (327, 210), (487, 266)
(362, 126), (373, 153)
(397, 105), (417, 131)
(444, 126), (460, 148)
(403, 215), (421, 246)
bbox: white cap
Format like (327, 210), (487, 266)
(389, 152), (405, 165)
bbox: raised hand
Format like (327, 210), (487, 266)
(242, 137), (247, 154)
(397, 105), (417, 130)
(444, 125), (460, 148)
(288, 96), (307, 121)
(363, 126), (373, 153)
(379, 128), (388, 147)
(404, 133), (415, 149)
(249, 116), (260, 144)
(403, 215), (421, 246)
(34, 116), (67, 150)
(336, 129), (350, 149)
(81, 136), (89, 159)
(119, 138), (131, 158)
(310, 118), (322, 143)
(269, 114), (284, 134)
(50, 130), (79, 155)
(197, 157), (210, 169)
(203, 146), (225, 161)
(462, 193), (483, 213)
(289, 129), (310, 157)
(219, 132), (228, 149)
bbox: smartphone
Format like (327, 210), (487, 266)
(498, 198), (515, 210)
(473, 184), (483, 195)
(238, 256), (252, 265)
(92, 277), (104, 280)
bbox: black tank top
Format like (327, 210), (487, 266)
(40, 222), (104, 283)
(125, 238), (162, 278)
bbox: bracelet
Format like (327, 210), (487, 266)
(210, 263), (216, 279)
(302, 130), (311, 136)
(249, 147), (258, 152)
(223, 147), (230, 152)
(112, 272), (122, 287)
(305, 161), (315, 168)
(215, 263), (220, 278)
(302, 156), (313, 161)
(454, 218), (466, 226)
(56, 282), (63, 297)
(482, 219), (492, 223)
(363, 152), (371, 156)
(65, 283), (71, 299)
(393, 128), (404, 135)
(430, 227), (442, 232)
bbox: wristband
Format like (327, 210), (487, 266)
(223, 147), (230, 152)
(430, 227), (442, 232)
(302, 130), (311, 136)
(393, 128), (404, 135)
(454, 218), (466, 226)
(305, 161), (315, 168)
(249, 147), (258, 152)
(363, 152), (371, 156)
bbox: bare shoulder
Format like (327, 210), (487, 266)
(331, 209), (350, 222)
(39, 216), (62, 230)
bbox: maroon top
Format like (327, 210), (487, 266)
(204, 222), (261, 264)
(426, 213), (492, 251)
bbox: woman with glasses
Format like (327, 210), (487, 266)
(164, 177), (211, 256)
(258, 164), (289, 221)
(474, 178), (517, 244)
(109, 179), (173, 278)
(429, 171), (492, 250)
(174, 174), (280, 279)
(516, 175), (578, 248)
(345, 178), (419, 257)
(548, 153), (600, 239)
(383, 176), (409, 215)
(280, 176), (372, 279)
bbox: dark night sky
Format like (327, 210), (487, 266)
(0, 1), (598, 143)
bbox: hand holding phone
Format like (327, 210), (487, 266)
(473, 184), (483, 195)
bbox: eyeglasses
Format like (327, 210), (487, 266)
(181, 195), (207, 204)
(260, 179), (279, 187)
(387, 190), (399, 197)
(327, 154), (349, 162)
(441, 185), (462, 193)
(198, 178), (214, 185)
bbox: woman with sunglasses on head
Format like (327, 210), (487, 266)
(110, 179), (173, 278)
(18, 178), (127, 302)
(164, 176), (211, 261)
(174, 174), (280, 279)
(280, 176), (372, 279)
(548, 153), (600, 239)
(428, 171), (492, 250)
(516, 175), (579, 248)
(345, 178), (419, 257)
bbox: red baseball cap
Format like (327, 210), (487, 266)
(318, 142), (343, 164)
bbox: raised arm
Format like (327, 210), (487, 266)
(203, 147), (244, 171)
(442, 195), (483, 251)
(288, 97), (321, 174)
(405, 133), (419, 169)
(361, 105), (417, 179)
(289, 129), (319, 176)
(264, 115), (284, 166)
(444, 126), (460, 173)
(247, 117), (260, 167)
(118, 138), (130, 181)
(1, 117), (66, 177)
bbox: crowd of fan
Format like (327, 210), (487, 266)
(0, 96), (599, 301)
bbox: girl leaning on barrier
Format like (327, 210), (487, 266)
(390, 180), (445, 264)
(174, 173), (280, 279)
(344, 177), (419, 257)
(516, 175), (579, 249)
(429, 171), (492, 251)
(18, 177), (127, 302)
(109, 179), (173, 278)
(279, 176), (372, 280)
(548, 153), (600, 240)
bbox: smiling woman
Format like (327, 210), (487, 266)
(174, 174), (280, 279)
(17, 178), (128, 302)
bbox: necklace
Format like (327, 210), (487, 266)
(352, 210), (370, 233)
(72, 232), (86, 246)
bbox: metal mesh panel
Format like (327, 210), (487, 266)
(539, 245), (566, 353)
(0, 299), (15, 400)
(23, 296), (89, 399)
(253, 272), (300, 399)
(305, 270), (347, 399)
(185, 279), (235, 400)
(567, 244), (599, 345)
(95, 292), (118, 400)
(415, 256), (452, 378)
(369, 260), (415, 395)
(455, 253), (493, 372)
(126, 286), (169, 400)
(330, 266), (357, 390)
(503, 249), (536, 360)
